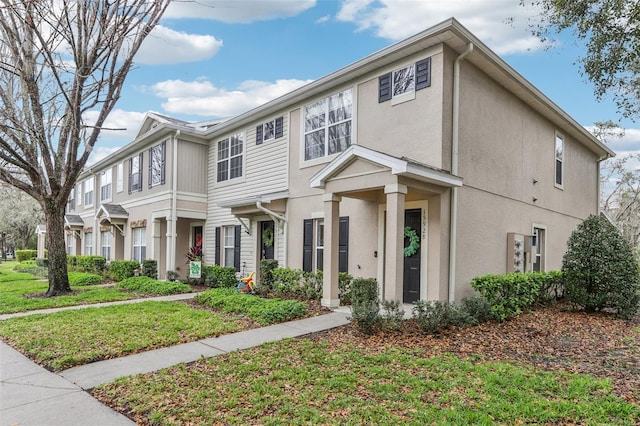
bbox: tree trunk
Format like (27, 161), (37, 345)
(45, 205), (70, 296)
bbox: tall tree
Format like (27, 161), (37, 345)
(0, 0), (170, 295)
(0, 183), (43, 250)
(523, 0), (640, 119)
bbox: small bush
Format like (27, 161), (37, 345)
(66, 255), (77, 266)
(194, 288), (307, 325)
(413, 300), (462, 334)
(563, 214), (640, 319)
(109, 260), (140, 281)
(459, 296), (495, 324)
(35, 258), (48, 268)
(470, 273), (540, 322)
(166, 270), (180, 282)
(76, 255), (107, 273)
(380, 299), (405, 331)
(529, 270), (564, 304)
(349, 278), (380, 335)
(141, 259), (158, 279)
(117, 276), (192, 295)
(201, 265), (237, 288)
(15, 250), (37, 262)
(13, 264), (47, 277)
(68, 272), (103, 286)
(259, 259), (279, 288)
(338, 272), (353, 305)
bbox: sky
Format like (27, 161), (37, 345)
(89, 0), (640, 168)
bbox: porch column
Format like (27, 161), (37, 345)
(166, 216), (176, 273)
(152, 219), (162, 272)
(384, 183), (407, 301)
(321, 193), (341, 308)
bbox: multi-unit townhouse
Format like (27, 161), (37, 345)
(66, 18), (614, 307)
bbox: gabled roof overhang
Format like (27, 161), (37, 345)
(64, 215), (84, 230)
(96, 204), (129, 224)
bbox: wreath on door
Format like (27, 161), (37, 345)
(404, 226), (420, 257)
(262, 227), (274, 248)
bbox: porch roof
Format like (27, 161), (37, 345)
(218, 191), (289, 213)
(96, 204), (129, 223)
(310, 145), (463, 189)
(64, 215), (84, 229)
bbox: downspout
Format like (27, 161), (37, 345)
(170, 130), (180, 272)
(449, 42), (473, 303)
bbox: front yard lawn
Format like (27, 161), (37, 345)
(0, 301), (250, 371)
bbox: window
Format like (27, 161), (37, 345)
(132, 227), (146, 262)
(224, 226), (235, 268)
(66, 234), (73, 255)
(217, 133), (243, 182)
(555, 133), (564, 188)
(116, 163), (124, 193)
(303, 217), (349, 272)
(149, 141), (166, 188)
(129, 153), (143, 193)
(379, 57), (431, 103)
(304, 89), (353, 161)
(256, 117), (284, 144)
(67, 188), (75, 212)
(84, 177), (94, 207)
(84, 232), (93, 255)
(215, 225), (240, 271)
(532, 227), (546, 272)
(100, 169), (112, 202)
(101, 231), (112, 260)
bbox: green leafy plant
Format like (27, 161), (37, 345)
(338, 272), (353, 305)
(68, 272), (103, 286)
(562, 214), (640, 319)
(109, 260), (140, 281)
(380, 299), (405, 331)
(35, 257), (48, 268)
(470, 273), (540, 322)
(76, 255), (107, 273)
(117, 276), (192, 295)
(349, 277), (380, 335)
(141, 259), (158, 279)
(459, 296), (495, 325)
(201, 265), (237, 288)
(259, 259), (279, 288)
(15, 249), (37, 262)
(166, 270), (180, 282)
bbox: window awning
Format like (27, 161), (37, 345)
(218, 191), (288, 216)
(64, 215), (84, 230)
(96, 204), (129, 225)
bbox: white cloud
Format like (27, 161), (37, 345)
(84, 109), (147, 147)
(149, 78), (313, 117)
(315, 15), (330, 24)
(87, 146), (122, 166)
(165, 0), (316, 23)
(335, 0), (544, 55)
(135, 25), (223, 65)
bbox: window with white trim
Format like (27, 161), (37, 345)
(304, 88), (353, 161)
(217, 133), (243, 182)
(66, 234), (73, 254)
(129, 153), (143, 193)
(223, 226), (235, 268)
(532, 227), (546, 272)
(84, 177), (94, 207)
(555, 132), (564, 188)
(100, 169), (112, 202)
(256, 117), (284, 144)
(67, 188), (75, 212)
(132, 227), (146, 262)
(149, 141), (166, 187)
(101, 230), (112, 260)
(116, 163), (124, 193)
(315, 219), (324, 271)
(84, 232), (93, 255)
(393, 64), (415, 97)
(379, 57), (431, 103)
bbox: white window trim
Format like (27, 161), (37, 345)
(84, 232), (93, 256)
(223, 225), (235, 268)
(149, 142), (165, 188)
(116, 162), (124, 193)
(531, 223), (547, 272)
(315, 219), (324, 271)
(100, 169), (112, 203)
(215, 133), (246, 187)
(101, 230), (112, 261)
(391, 63), (416, 106)
(132, 227), (146, 262)
(554, 131), (564, 190)
(263, 120), (276, 142)
(84, 177), (94, 207)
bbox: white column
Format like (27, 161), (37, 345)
(321, 193), (341, 308)
(384, 183), (407, 302)
(166, 217), (176, 273)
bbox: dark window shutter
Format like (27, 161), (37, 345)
(275, 117), (284, 138)
(214, 227), (221, 265)
(256, 125), (263, 145)
(148, 147), (153, 189)
(378, 72), (392, 103)
(416, 57), (431, 90)
(339, 216), (349, 273)
(161, 141), (166, 185)
(234, 225), (241, 272)
(302, 219), (313, 272)
(128, 158), (133, 194)
(138, 152), (143, 192)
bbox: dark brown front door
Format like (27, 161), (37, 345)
(260, 221), (275, 260)
(403, 209), (421, 303)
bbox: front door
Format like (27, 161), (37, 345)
(403, 209), (421, 303)
(260, 220), (275, 260)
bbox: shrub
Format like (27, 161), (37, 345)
(529, 271), (564, 304)
(259, 259), (279, 288)
(35, 258), (48, 268)
(470, 273), (540, 322)
(562, 214), (640, 319)
(301, 270), (323, 300)
(201, 265), (237, 288)
(338, 272), (353, 305)
(66, 255), (77, 266)
(166, 270), (180, 282)
(141, 259), (158, 279)
(349, 278), (380, 335)
(459, 296), (495, 324)
(194, 288), (307, 325)
(413, 300), (468, 334)
(380, 299), (405, 331)
(68, 272), (103, 286)
(109, 260), (140, 281)
(15, 250), (37, 262)
(76, 255), (107, 273)
(117, 276), (191, 295)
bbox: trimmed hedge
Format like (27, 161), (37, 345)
(15, 250), (38, 262)
(109, 260), (140, 281)
(349, 277), (380, 335)
(141, 259), (158, 279)
(201, 265), (238, 288)
(76, 255), (107, 273)
(116, 276), (192, 295)
(68, 272), (103, 286)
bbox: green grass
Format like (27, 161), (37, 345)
(68, 272), (104, 286)
(94, 339), (640, 425)
(0, 301), (248, 371)
(116, 276), (192, 295)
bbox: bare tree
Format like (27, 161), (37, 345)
(0, 0), (170, 295)
(0, 183), (43, 250)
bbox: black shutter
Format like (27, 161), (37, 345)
(138, 152), (143, 192)
(161, 141), (166, 185)
(302, 219), (313, 272)
(234, 225), (241, 272)
(378, 72), (392, 103)
(128, 158), (133, 194)
(148, 147), (153, 189)
(256, 124), (263, 145)
(339, 216), (349, 273)
(214, 227), (221, 265)
(415, 57), (431, 90)
(275, 117), (284, 138)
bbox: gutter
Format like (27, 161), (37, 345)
(449, 42), (473, 303)
(169, 130), (180, 272)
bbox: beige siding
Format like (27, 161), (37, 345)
(177, 140), (208, 194)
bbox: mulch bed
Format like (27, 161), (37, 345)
(312, 302), (640, 404)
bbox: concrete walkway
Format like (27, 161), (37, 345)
(0, 297), (350, 425)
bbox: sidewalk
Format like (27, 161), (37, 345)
(0, 298), (350, 426)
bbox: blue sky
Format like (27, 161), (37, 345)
(90, 0), (640, 165)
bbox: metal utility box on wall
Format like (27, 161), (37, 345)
(507, 232), (537, 273)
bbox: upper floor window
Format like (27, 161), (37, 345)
(304, 88), (353, 161)
(100, 169), (112, 202)
(379, 57), (431, 103)
(129, 152), (143, 193)
(149, 141), (166, 188)
(217, 133), (243, 182)
(555, 132), (564, 188)
(67, 188), (75, 212)
(116, 163), (124, 193)
(84, 177), (94, 207)
(256, 117), (284, 145)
